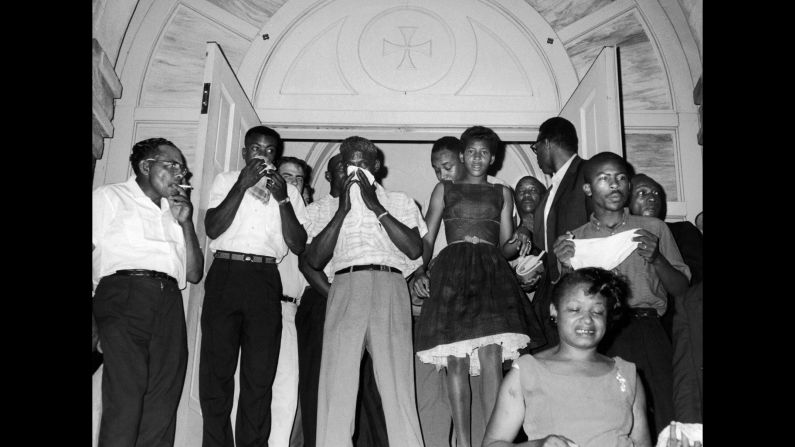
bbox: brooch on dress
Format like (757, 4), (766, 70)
(615, 371), (627, 392)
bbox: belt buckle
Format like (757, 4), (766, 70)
(378, 265), (388, 272)
(243, 254), (253, 262)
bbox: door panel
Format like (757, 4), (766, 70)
(175, 42), (261, 447)
(559, 46), (623, 159)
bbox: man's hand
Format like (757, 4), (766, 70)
(665, 422), (701, 447)
(632, 229), (660, 263)
(411, 270), (431, 298)
(168, 187), (194, 224)
(266, 171), (289, 202)
(356, 169), (385, 215)
(507, 229), (533, 257)
(237, 157), (270, 190)
(552, 232), (575, 268)
(336, 172), (357, 216)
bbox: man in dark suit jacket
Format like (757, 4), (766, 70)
(530, 117), (593, 350)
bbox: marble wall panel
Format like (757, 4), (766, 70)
(140, 5), (251, 107)
(625, 132), (678, 201)
(205, 0), (286, 28)
(565, 11), (671, 110)
(524, 0), (614, 31)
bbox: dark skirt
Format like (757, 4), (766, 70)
(414, 241), (544, 353)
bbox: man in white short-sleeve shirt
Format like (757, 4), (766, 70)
(268, 156), (311, 447)
(305, 136), (427, 447)
(199, 126), (308, 447)
(92, 137), (203, 447)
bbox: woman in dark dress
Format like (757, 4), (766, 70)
(413, 126), (543, 447)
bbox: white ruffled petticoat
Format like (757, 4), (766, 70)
(416, 332), (530, 376)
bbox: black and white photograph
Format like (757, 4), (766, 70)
(91, 1), (703, 446)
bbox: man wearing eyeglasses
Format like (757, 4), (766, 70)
(199, 125), (308, 447)
(92, 137), (204, 447)
(529, 117), (593, 351)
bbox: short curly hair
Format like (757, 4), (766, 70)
(460, 126), (503, 157)
(245, 125), (283, 158)
(129, 138), (179, 175)
(551, 267), (629, 322)
(431, 136), (463, 155)
(339, 136), (379, 166)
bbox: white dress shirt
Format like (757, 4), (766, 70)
(207, 170), (308, 260)
(542, 154), (576, 252)
(307, 183), (427, 277)
(92, 176), (187, 289)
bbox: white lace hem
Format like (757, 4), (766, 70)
(416, 332), (531, 376)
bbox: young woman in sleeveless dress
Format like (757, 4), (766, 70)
(414, 126), (544, 447)
(483, 268), (652, 447)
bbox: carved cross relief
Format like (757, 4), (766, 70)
(382, 26), (432, 70)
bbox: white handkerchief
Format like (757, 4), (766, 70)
(514, 251), (545, 282)
(570, 230), (640, 270)
(248, 156), (277, 204)
(346, 165), (375, 185)
(346, 166), (376, 212)
(656, 422), (703, 447)
(248, 176), (271, 204)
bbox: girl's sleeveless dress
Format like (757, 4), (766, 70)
(415, 182), (544, 375)
(513, 354), (638, 447)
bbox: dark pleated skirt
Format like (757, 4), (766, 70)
(414, 242), (544, 353)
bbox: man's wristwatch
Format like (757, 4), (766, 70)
(277, 197), (290, 206)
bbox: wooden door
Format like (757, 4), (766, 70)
(174, 42), (262, 447)
(559, 46), (624, 158)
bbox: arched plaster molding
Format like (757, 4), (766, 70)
(236, 0), (580, 131)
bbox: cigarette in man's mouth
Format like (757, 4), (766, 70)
(177, 184), (193, 189)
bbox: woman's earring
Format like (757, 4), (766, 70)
(549, 315), (557, 324)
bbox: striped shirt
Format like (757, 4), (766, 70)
(307, 183), (427, 278)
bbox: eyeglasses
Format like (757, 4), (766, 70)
(635, 189), (661, 197)
(530, 140), (545, 154)
(146, 159), (188, 175)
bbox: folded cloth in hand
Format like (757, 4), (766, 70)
(570, 230), (640, 270)
(247, 156), (277, 204)
(656, 422), (703, 447)
(514, 251), (545, 282)
(346, 165), (375, 185)
(248, 176), (271, 205)
(346, 166), (376, 212)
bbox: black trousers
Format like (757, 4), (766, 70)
(295, 286), (388, 447)
(295, 287), (325, 447)
(199, 259), (283, 447)
(529, 276), (557, 353)
(93, 275), (188, 447)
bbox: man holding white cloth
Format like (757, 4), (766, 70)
(305, 136), (426, 447)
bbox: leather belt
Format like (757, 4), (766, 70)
(335, 264), (402, 276)
(214, 250), (276, 264)
(628, 307), (659, 318)
(113, 269), (176, 284)
(281, 295), (299, 304)
(448, 235), (495, 246)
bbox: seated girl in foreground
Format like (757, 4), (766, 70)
(483, 267), (652, 447)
